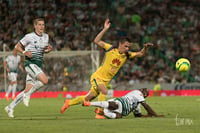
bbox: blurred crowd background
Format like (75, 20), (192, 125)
(0, 0), (199, 91)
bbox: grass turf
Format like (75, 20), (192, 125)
(0, 96), (199, 133)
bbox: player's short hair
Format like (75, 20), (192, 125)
(118, 36), (131, 44)
(140, 88), (149, 97)
(33, 18), (45, 25)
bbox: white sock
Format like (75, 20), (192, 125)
(9, 91), (24, 109)
(104, 108), (117, 119)
(26, 81), (44, 96)
(5, 85), (12, 97)
(90, 101), (109, 108)
(12, 84), (17, 97)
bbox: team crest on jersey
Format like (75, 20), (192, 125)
(35, 45), (38, 50)
(112, 58), (121, 66)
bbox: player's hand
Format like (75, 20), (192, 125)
(104, 19), (111, 30)
(44, 44), (53, 53)
(144, 43), (154, 48)
(141, 114), (153, 117)
(24, 51), (32, 58)
(156, 115), (165, 117)
(6, 68), (10, 72)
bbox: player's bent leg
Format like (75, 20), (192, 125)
(5, 85), (12, 101)
(23, 84), (33, 107)
(61, 91), (96, 114)
(5, 90), (25, 118)
(68, 96), (85, 106)
(96, 94), (106, 119)
(37, 72), (48, 85)
(12, 83), (17, 100)
(108, 101), (119, 110)
(61, 96), (86, 114)
(23, 75), (45, 107)
(96, 84), (108, 119)
(103, 108), (121, 119)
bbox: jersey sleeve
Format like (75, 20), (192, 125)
(138, 95), (145, 102)
(5, 56), (10, 62)
(103, 43), (112, 51)
(20, 34), (30, 46)
(128, 51), (137, 59)
(136, 91), (145, 102)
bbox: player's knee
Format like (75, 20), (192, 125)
(38, 73), (48, 85)
(43, 78), (48, 85)
(116, 113), (122, 119)
(40, 77), (48, 85)
(101, 89), (108, 95)
(108, 101), (118, 110)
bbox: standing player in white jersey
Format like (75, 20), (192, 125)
(5, 18), (52, 118)
(83, 88), (164, 119)
(4, 49), (24, 101)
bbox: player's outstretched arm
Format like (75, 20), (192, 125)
(94, 19), (111, 48)
(135, 43), (154, 57)
(141, 102), (164, 117)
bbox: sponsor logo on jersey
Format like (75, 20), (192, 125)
(112, 58), (121, 66)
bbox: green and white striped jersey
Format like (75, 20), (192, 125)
(115, 90), (145, 116)
(5, 55), (21, 73)
(20, 32), (49, 68)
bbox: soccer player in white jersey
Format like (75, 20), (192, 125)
(5, 18), (52, 118)
(4, 49), (24, 101)
(83, 88), (164, 119)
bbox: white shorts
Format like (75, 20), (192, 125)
(104, 99), (123, 114)
(25, 64), (43, 84)
(8, 72), (17, 82)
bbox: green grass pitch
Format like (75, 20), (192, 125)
(0, 96), (199, 133)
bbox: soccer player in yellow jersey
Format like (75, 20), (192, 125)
(61, 19), (154, 119)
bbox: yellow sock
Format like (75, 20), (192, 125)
(68, 96), (85, 106)
(98, 93), (106, 101)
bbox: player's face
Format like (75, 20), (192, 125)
(142, 88), (149, 98)
(119, 41), (130, 53)
(34, 20), (45, 35)
(12, 49), (17, 56)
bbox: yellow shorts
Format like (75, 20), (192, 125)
(90, 74), (109, 97)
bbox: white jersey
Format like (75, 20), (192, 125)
(5, 55), (21, 73)
(115, 90), (145, 116)
(20, 32), (49, 68)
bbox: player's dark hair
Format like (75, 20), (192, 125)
(140, 88), (149, 97)
(118, 36), (131, 44)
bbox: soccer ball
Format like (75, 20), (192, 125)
(175, 58), (190, 72)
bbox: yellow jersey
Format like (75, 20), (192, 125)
(93, 43), (137, 82)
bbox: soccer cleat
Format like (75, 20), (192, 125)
(95, 108), (105, 119)
(5, 106), (14, 118)
(61, 99), (70, 114)
(82, 100), (91, 106)
(95, 114), (105, 119)
(12, 96), (16, 100)
(95, 108), (104, 116)
(5, 95), (9, 101)
(23, 94), (30, 107)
